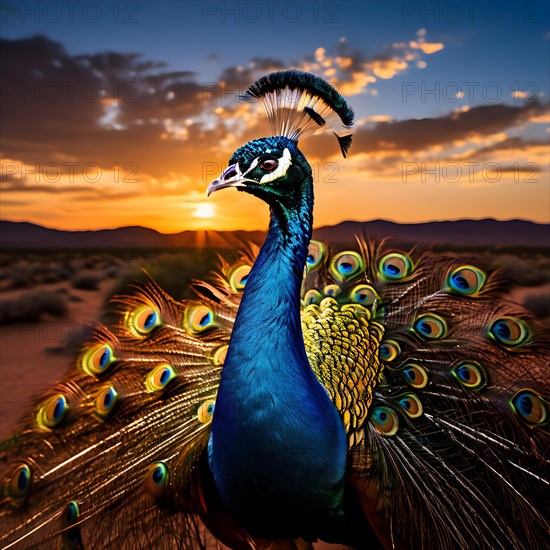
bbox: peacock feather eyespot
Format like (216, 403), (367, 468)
(197, 399), (216, 424)
(37, 394), (68, 430)
(451, 361), (486, 391)
(61, 500), (82, 549)
(94, 385), (119, 420)
(126, 305), (161, 336)
(401, 363), (428, 389)
(145, 364), (176, 392)
(330, 251), (364, 282)
(510, 389), (548, 427)
(398, 394), (423, 418)
(5, 463), (31, 506)
(212, 345), (228, 366)
(370, 406), (399, 436)
(306, 240), (326, 271)
(378, 252), (413, 281)
(350, 284), (378, 306)
(64, 500), (80, 523)
(81, 342), (115, 376)
(446, 265), (486, 295)
(488, 317), (530, 348)
(229, 265), (252, 292)
(379, 339), (401, 362)
(303, 289), (323, 306)
(145, 462), (169, 499)
(323, 284), (341, 298)
(184, 305), (217, 334)
(412, 313), (448, 340)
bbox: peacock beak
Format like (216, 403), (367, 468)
(206, 164), (248, 196)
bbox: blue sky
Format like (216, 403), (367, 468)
(3, 0), (548, 117)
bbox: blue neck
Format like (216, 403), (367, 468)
(208, 176), (348, 538)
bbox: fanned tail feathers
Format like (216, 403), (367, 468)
(0, 276), (235, 549)
(301, 239), (550, 549)
(1, 240), (549, 549)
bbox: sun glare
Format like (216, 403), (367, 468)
(193, 202), (215, 219)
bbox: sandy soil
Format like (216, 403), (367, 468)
(0, 279), (116, 438)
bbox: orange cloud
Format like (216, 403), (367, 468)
(409, 40), (445, 54)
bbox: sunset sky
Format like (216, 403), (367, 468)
(1, 0), (549, 232)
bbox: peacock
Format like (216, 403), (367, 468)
(1, 71), (549, 550)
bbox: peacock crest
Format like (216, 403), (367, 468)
(242, 70), (354, 156)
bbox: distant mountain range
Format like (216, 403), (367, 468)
(1, 219), (548, 249)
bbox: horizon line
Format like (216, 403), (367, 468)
(2, 217), (549, 235)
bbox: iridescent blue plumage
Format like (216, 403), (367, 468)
(209, 136), (352, 540)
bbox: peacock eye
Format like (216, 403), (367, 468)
(398, 394), (423, 418)
(145, 462), (169, 498)
(447, 265), (486, 295)
(350, 284), (378, 306)
(511, 389), (548, 426)
(303, 289), (323, 306)
(229, 265), (251, 292)
(323, 284), (341, 298)
(379, 339), (401, 362)
(379, 252), (413, 281)
(401, 363), (428, 388)
(61, 500), (82, 549)
(488, 317), (529, 348)
(330, 251), (364, 282)
(260, 158), (278, 172)
(146, 363), (176, 392)
(451, 361), (486, 390)
(37, 394), (68, 430)
(212, 345), (228, 366)
(94, 385), (120, 419)
(184, 305), (216, 334)
(306, 240), (326, 271)
(7, 463), (32, 506)
(413, 313), (448, 340)
(370, 406), (399, 436)
(81, 342), (115, 376)
(197, 399), (216, 423)
(126, 305), (161, 336)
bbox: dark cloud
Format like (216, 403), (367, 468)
(358, 102), (547, 152)
(308, 102), (549, 158)
(0, 35), (212, 177)
(494, 165), (543, 174)
(466, 137), (548, 157)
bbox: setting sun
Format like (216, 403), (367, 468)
(193, 202), (215, 219)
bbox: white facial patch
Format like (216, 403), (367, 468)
(259, 148), (292, 184)
(242, 157), (259, 176)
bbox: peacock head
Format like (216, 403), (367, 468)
(206, 71), (354, 208)
(206, 136), (311, 207)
